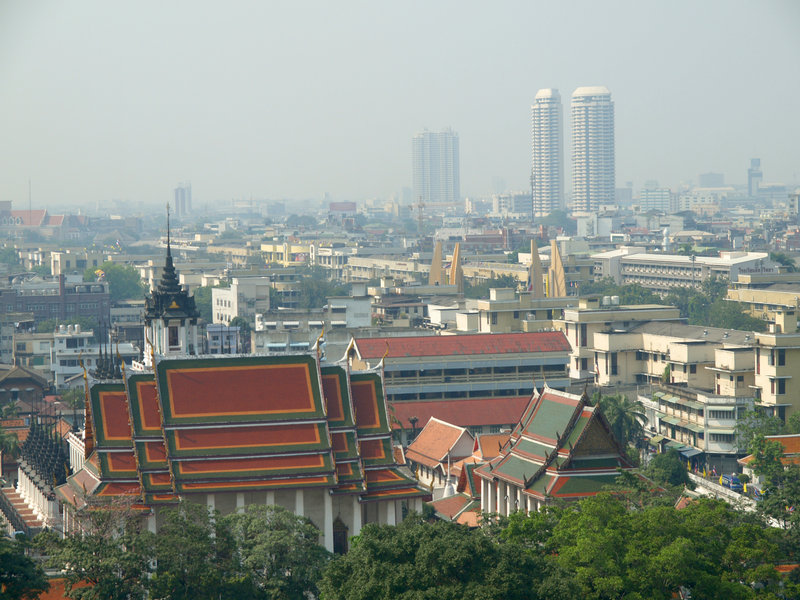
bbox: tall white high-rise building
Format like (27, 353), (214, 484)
(571, 86), (615, 213)
(531, 88), (563, 217)
(412, 129), (460, 204)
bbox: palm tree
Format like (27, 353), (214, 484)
(592, 392), (646, 449)
(0, 426), (20, 480)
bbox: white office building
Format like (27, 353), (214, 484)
(412, 129), (460, 204)
(531, 88), (564, 216)
(571, 86), (615, 213)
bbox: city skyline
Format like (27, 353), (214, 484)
(531, 89), (564, 216)
(571, 86), (615, 213)
(412, 129), (460, 205)
(1, 1), (799, 209)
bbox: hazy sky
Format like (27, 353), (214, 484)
(1, 0), (798, 211)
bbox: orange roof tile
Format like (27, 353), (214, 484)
(390, 397), (529, 430)
(405, 418), (471, 469)
(429, 494), (471, 520)
(475, 433), (510, 460)
(355, 331), (570, 359)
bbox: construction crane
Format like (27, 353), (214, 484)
(415, 198), (425, 236)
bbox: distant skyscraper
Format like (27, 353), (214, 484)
(531, 88), (563, 217)
(748, 159), (762, 197)
(571, 86), (615, 213)
(412, 129), (460, 204)
(174, 182), (192, 218)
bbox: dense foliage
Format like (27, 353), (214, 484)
(83, 262), (145, 303)
(38, 502), (331, 600)
(0, 536), (48, 599)
(584, 276), (767, 332)
(320, 495), (793, 600)
(465, 274), (519, 299)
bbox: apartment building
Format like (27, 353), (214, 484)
(212, 276), (271, 326)
(753, 311), (800, 421)
(12, 332), (53, 382)
(465, 288), (577, 333)
(348, 331), (571, 403)
(592, 247), (778, 291)
(50, 325), (138, 388)
(0, 275), (110, 324)
(556, 296), (681, 381)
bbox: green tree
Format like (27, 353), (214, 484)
(148, 502), (245, 600)
(0, 246), (20, 267)
(192, 286), (214, 322)
(295, 268), (348, 309)
(37, 501), (153, 600)
(36, 316), (99, 339)
(83, 262), (145, 303)
(225, 504), (331, 600)
(539, 210), (576, 235)
(707, 299), (767, 332)
(319, 515), (572, 600)
(736, 410), (785, 453)
(464, 274), (520, 299)
(592, 393), (646, 449)
(0, 536), (49, 599)
(286, 214), (318, 229)
(645, 449), (693, 489)
(770, 252), (797, 272)
(229, 316), (252, 352)
(545, 494), (780, 599)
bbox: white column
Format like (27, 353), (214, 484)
(525, 495), (532, 514)
(352, 495), (362, 536)
(266, 491), (275, 506)
(323, 491), (334, 553)
(148, 512), (157, 533)
(236, 492), (245, 513)
(488, 480), (495, 513)
(386, 500), (396, 526)
(295, 489), (304, 517)
(480, 479), (486, 512)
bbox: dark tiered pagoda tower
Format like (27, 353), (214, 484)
(143, 209), (199, 365)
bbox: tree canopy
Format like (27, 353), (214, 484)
(38, 501), (329, 600)
(0, 536), (49, 600)
(319, 514), (573, 600)
(83, 262), (145, 303)
(465, 275), (520, 299)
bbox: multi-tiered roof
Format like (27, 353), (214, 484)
(57, 353), (426, 510)
(476, 385), (637, 502)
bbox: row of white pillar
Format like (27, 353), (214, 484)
(480, 478), (536, 516)
(17, 469), (61, 529)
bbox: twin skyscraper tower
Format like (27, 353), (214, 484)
(531, 86), (615, 217)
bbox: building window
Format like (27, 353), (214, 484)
(168, 326), (179, 349)
(690, 364), (697, 374)
(779, 349), (786, 366)
(778, 379), (786, 395)
(610, 352), (618, 376)
(491, 313), (497, 325)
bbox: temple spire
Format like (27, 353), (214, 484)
(158, 203), (181, 294)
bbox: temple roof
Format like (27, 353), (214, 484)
(58, 353), (427, 508)
(476, 386), (635, 501)
(144, 231), (198, 323)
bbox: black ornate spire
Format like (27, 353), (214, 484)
(144, 204), (199, 325)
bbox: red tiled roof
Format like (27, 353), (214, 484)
(475, 433), (510, 460)
(405, 418), (471, 468)
(10, 209), (47, 226)
(429, 494), (471, 520)
(46, 215), (65, 226)
(390, 397), (529, 430)
(354, 331), (570, 359)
